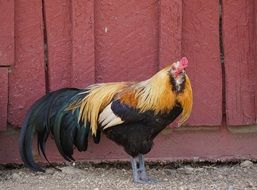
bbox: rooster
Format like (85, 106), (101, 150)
(19, 57), (193, 183)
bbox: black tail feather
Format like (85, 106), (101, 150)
(93, 128), (101, 144)
(53, 110), (77, 162)
(19, 91), (54, 172)
(19, 88), (101, 171)
(75, 121), (90, 152)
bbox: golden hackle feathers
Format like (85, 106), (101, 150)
(67, 82), (128, 135)
(132, 66), (177, 114)
(119, 90), (138, 107)
(68, 63), (192, 134)
(124, 66), (192, 126)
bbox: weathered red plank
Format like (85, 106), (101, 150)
(71, 0), (95, 88)
(0, 0), (14, 66)
(44, 0), (72, 90)
(0, 68), (8, 131)
(3, 127), (257, 164)
(8, 0), (45, 127)
(223, 0), (256, 125)
(255, 1), (257, 124)
(95, 0), (159, 82)
(159, 0), (182, 68)
(182, 0), (222, 125)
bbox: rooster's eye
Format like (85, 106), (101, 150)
(171, 66), (175, 70)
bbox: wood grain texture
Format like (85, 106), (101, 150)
(182, 0), (222, 125)
(44, 0), (72, 90)
(0, 0), (14, 66)
(0, 68), (8, 130)
(255, 1), (257, 123)
(71, 0), (95, 88)
(3, 127), (257, 163)
(159, 0), (182, 68)
(8, 0), (45, 126)
(223, 0), (257, 125)
(94, 0), (159, 83)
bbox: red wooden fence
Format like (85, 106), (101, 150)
(0, 0), (257, 162)
(223, 0), (257, 125)
(1, 0), (257, 129)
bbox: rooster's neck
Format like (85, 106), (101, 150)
(170, 74), (186, 93)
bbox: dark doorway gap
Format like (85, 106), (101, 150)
(219, 0), (226, 125)
(42, 0), (50, 93)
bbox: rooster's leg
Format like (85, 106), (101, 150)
(130, 156), (141, 183)
(130, 155), (157, 184)
(138, 154), (147, 179)
(138, 154), (157, 183)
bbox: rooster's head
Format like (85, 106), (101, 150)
(170, 57), (188, 78)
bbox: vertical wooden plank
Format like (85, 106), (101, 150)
(44, 0), (72, 90)
(95, 0), (159, 83)
(8, 0), (45, 127)
(255, 1), (257, 123)
(182, 0), (222, 125)
(0, 68), (8, 130)
(0, 0), (14, 66)
(159, 0), (182, 68)
(71, 0), (95, 88)
(223, 0), (256, 125)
